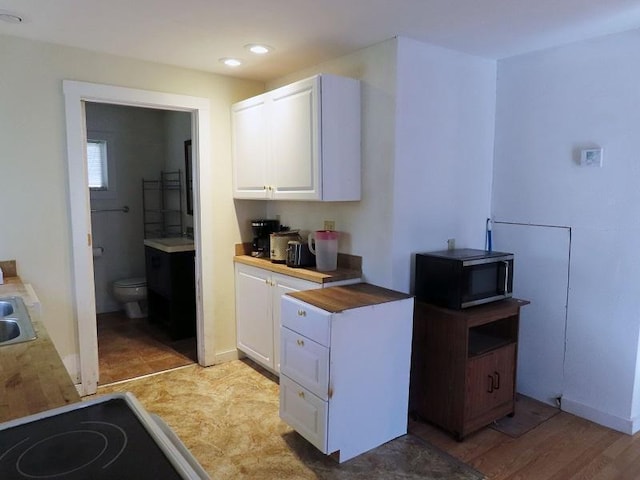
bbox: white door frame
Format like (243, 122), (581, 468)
(63, 80), (212, 396)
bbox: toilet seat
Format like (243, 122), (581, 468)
(113, 277), (146, 288)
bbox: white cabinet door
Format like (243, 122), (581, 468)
(231, 74), (360, 202)
(271, 273), (318, 372)
(235, 264), (273, 368)
(270, 76), (320, 200)
(232, 95), (269, 199)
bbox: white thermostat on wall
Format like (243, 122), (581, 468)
(580, 148), (603, 167)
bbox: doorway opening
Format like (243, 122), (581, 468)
(64, 81), (213, 396)
(85, 102), (197, 384)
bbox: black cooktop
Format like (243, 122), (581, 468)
(0, 396), (185, 479)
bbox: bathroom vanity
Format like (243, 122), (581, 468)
(144, 238), (196, 340)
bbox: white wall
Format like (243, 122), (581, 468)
(493, 30), (640, 432)
(0, 34), (263, 380)
(393, 37), (496, 292)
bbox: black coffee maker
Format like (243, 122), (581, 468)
(251, 219), (280, 257)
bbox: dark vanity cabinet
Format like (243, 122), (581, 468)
(145, 246), (196, 340)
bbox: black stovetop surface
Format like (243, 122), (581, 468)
(0, 397), (183, 479)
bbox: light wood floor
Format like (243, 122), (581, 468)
(410, 412), (640, 479)
(97, 311), (197, 385)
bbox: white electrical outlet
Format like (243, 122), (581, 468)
(324, 220), (335, 231)
(447, 238), (456, 250)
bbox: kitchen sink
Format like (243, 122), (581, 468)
(0, 301), (13, 316)
(0, 296), (36, 346)
(0, 319), (20, 342)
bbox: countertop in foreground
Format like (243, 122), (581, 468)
(0, 277), (80, 423)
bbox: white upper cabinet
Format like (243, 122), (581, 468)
(231, 95), (269, 198)
(270, 78), (318, 199)
(232, 74), (361, 201)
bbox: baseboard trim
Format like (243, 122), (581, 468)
(562, 397), (635, 434)
(213, 349), (241, 364)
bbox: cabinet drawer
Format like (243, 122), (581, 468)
(281, 296), (331, 347)
(279, 375), (328, 454)
(281, 327), (329, 399)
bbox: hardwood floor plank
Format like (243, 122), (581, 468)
(550, 429), (619, 480)
(411, 411), (640, 480)
(507, 418), (616, 479)
(600, 435), (640, 479)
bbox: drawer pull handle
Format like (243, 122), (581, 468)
(298, 391), (305, 398)
(296, 339), (305, 347)
(297, 309), (307, 317)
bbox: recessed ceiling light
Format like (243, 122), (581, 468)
(0, 13), (23, 23)
(245, 44), (273, 55)
(219, 57), (242, 67)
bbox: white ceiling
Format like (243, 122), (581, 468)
(2, 0), (640, 81)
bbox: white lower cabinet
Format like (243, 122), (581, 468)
(235, 263), (318, 373)
(279, 285), (414, 463)
(234, 262), (359, 373)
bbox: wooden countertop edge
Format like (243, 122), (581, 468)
(234, 255), (362, 284)
(288, 283), (413, 313)
(0, 278), (81, 423)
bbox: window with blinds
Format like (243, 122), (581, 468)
(87, 139), (108, 190)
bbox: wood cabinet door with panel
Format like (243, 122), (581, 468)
(465, 344), (516, 421)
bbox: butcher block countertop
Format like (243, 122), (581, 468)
(288, 282), (412, 313)
(0, 276), (80, 423)
(234, 245), (362, 285)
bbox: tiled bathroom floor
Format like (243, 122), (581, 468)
(97, 311), (197, 385)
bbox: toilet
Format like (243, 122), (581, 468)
(112, 277), (147, 319)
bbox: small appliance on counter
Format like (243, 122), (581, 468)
(414, 248), (514, 309)
(286, 240), (315, 268)
(0, 393), (209, 479)
(270, 230), (301, 263)
(308, 230), (339, 271)
(251, 219), (280, 258)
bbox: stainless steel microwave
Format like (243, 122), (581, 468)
(414, 248), (513, 309)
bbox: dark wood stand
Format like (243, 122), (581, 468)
(409, 298), (529, 440)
